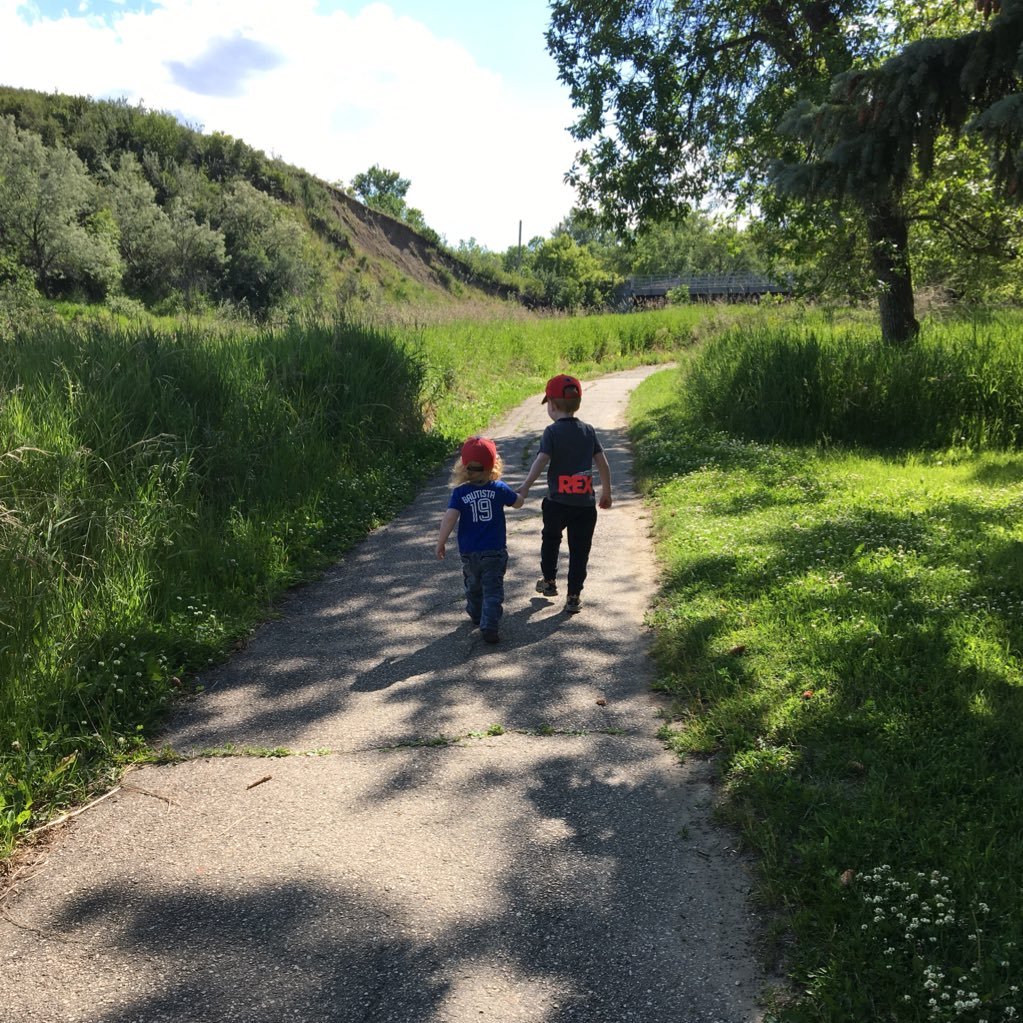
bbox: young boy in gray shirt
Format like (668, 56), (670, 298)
(518, 374), (612, 613)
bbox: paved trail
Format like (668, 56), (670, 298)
(1, 367), (764, 1023)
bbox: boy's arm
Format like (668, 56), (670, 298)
(436, 508), (459, 559)
(594, 450), (612, 509)
(517, 452), (550, 497)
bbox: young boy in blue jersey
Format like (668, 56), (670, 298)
(517, 374), (612, 614)
(436, 436), (524, 644)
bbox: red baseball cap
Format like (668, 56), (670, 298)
(460, 436), (497, 471)
(542, 374), (582, 403)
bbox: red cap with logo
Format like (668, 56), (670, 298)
(460, 436), (497, 471)
(542, 374), (582, 403)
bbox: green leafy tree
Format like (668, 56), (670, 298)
(545, 0), (994, 343)
(217, 180), (323, 315)
(501, 234), (545, 274)
(200, 131), (264, 184)
(772, 1), (1021, 334)
(0, 115), (121, 298)
(546, 2), (896, 219)
(530, 233), (618, 311)
(347, 164), (440, 242)
(130, 107), (189, 166)
(776, 5), (1022, 220)
(163, 198), (226, 305)
(456, 237), (507, 279)
(103, 152), (176, 298)
(615, 214), (765, 277)
(349, 165), (412, 219)
(0, 251), (42, 341)
(905, 134), (1023, 302)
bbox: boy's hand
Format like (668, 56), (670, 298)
(436, 541), (447, 559)
(516, 486), (529, 499)
(599, 490), (613, 510)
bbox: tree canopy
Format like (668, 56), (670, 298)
(545, 1), (1020, 341)
(546, 0), (891, 228)
(774, 0), (1023, 203)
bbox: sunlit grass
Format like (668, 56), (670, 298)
(0, 319), (435, 850)
(408, 303), (755, 440)
(630, 365), (1023, 1022)
(678, 307), (1023, 449)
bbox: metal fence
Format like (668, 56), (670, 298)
(620, 273), (790, 300)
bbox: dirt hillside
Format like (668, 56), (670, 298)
(326, 187), (519, 304)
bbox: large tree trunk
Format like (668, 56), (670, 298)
(865, 197), (920, 346)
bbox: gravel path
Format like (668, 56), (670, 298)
(0, 366), (766, 1022)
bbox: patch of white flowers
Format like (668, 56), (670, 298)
(857, 865), (1020, 1021)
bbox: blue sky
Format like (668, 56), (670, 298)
(1, 0), (579, 249)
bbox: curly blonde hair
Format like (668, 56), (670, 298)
(449, 451), (504, 486)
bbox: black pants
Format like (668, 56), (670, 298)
(540, 499), (598, 595)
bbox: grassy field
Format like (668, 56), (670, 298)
(0, 304), (740, 855)
(11, 298), (1019, 1020)
(409, 303), (744, 440)
(628, 311), (1023, 1022)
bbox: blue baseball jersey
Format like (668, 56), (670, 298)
(448, 480), (519, 553)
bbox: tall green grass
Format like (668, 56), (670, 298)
(0, 320), (436, 848)
(679, 310), (1023, 449)
(410, 304), (748, 440)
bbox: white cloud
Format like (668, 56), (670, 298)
(0, 0), (579, 248)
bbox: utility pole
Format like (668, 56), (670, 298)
(517, 220), (523, 270)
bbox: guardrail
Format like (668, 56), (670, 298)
(620, 273), (790, 300)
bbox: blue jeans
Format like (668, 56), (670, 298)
(460, 549), (508, 632)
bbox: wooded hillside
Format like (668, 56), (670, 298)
(0, 86), (518, 322)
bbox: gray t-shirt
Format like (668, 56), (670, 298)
(539, 417), (603, 506)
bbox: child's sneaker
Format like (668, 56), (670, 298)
(481, 629), (500, 644)
(565, 594), (582, 614)
(535, 578), (558, 597)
